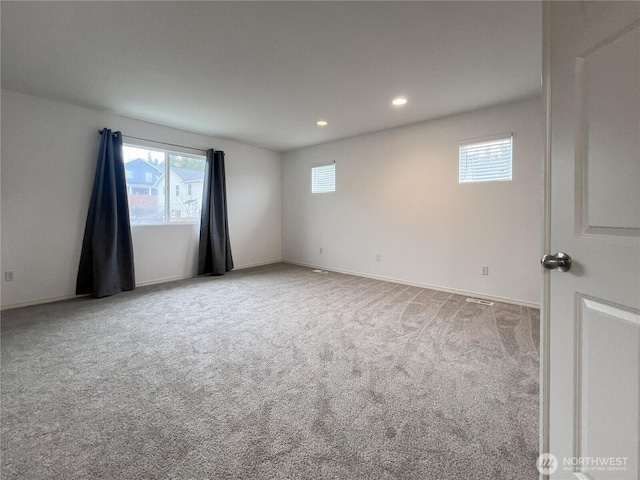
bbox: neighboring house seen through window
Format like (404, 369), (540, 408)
(123, 144), (206, 225)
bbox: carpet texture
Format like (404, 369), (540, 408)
(1, 263), (539, 479)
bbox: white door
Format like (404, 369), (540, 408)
(543, 2), (640, 480)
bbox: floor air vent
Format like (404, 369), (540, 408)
(466, 298), (494, 306)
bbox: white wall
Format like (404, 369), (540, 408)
(282, 97), (542, 306)
(2, 92), (541, 308)
(1, 90), (282, 308)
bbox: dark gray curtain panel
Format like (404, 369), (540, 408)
(198, 149), (233, 275)
(76, 129), (135, 297)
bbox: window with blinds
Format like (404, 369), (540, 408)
(459, 134), (513, 183)
(311, 163), (335, 193)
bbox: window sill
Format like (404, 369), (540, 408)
(131, 222), (199, 227)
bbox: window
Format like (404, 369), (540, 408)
(459, 134), (512, 183)
(312, 163), (335, 193)
(123, 144), (206, 225)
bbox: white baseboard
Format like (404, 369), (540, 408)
(135, 274), (195, 287)
(233, 259), (283, 271)
(282, 259), (540, 309)
(1, 293), (91, 311)
(1, 259), (284, 311)
(137, 260), (282, 287)
(2, 259), (537, 311)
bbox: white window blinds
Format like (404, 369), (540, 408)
(311, 163), (335, 193)
(459, 134), (513, 183)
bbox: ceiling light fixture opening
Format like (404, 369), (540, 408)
(392, 97), (408, 106)
(316, 120), (328, 126)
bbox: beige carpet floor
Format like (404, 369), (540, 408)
(1, 263), (539, 479)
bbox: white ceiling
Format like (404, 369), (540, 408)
(1, 1), (542, 152)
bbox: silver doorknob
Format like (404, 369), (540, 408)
(541, 252), (572, 272)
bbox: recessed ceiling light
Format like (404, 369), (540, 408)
(316, 120), (328, 126)
(392, 97), (408, 106)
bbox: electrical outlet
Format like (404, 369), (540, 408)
(4, 271), (15, 282)
(376, 253), (381, 261)
(481, 265), (489, 275)
(319, 247), (323, 254)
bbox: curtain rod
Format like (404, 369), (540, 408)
(98, 130), (208, 154)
